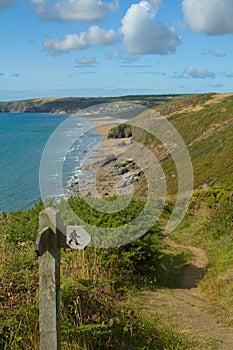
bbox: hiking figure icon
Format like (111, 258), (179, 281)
(66, 226), (92, 250)
(68, 229), (80, 246)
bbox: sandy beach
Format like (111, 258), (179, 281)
(67, 113), (145, 199)
(94, 123), (119, 140)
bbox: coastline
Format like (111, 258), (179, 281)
(70, 117), (143, 199)
(67, 117), (126, 197)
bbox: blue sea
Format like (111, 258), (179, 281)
(0, 113), (103, 212)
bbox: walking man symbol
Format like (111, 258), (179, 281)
(68, 229), (80, 246)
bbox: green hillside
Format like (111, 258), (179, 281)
(162, 93), (233, 190)
(109, 93), (233, 195)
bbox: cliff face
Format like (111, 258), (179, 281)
(0, 101), (29, 113)
(0, 98), (83, 114)
(107, 124), (133, 138)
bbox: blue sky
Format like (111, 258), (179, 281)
(0, 0), (233, 100)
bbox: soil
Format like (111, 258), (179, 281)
(134, 237), (233, 349)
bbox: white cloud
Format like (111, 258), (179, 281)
(173, 66), (215, 79)
(75, 56), (98, 66)
(182, 0), (233, 35)
(0, 0), (13, 10)
(30, 0), (119, 22)
(121, 0), (181, 55)
(86, 25), (120, 46)
(184, 66), (215, 79)
(44, 25), (120, 55)
(44, 34), (87, 55)
(148, 0), (161, 11)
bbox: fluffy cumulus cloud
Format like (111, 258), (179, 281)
(182, 0), (233, 35)
(184, 66), (215, 79)
(121, 0), (181, 55)
(44, 25), (120, 55)
(86, 25), (120, 46)
(0, 0), (14, 10)
(30, 0), (119, 22)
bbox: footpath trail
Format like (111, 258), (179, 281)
(135, 237), (233, 350)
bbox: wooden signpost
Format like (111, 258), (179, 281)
(35, 208), (91, 350)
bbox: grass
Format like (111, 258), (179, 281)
(2, 188), (230, 348)
(128, 93), (233, 196)
(128, 304), (220, 350)
(1, 190), (232, 348)
(0, 196), (202, 350)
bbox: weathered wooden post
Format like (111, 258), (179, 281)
(35, 207), (91, 350)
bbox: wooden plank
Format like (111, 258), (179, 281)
(36, 208), (92, 349)
(35, 227), (50, 256)
(38, 208), (62, 350)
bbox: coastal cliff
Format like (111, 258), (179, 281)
(91, 93), (233, 198)
(0, 95), (176, 114)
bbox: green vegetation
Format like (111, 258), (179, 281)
(171, 189), (233, 326)
(1, 196), (203, 349)
(161, 93), (233, 191)
(124, 93), (233, 195)
(2, 187), (231, 348)
(1, 93), (233, 349)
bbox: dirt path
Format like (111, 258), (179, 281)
(135, 238), (233, 349)
(165, 237), (208, 289)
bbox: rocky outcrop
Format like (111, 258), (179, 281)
(107, 124), (132, 139)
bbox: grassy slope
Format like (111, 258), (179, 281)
(150, 94), (233, 329)
(125, 95), (233, 348)
(131, 93), (233, 196)
(163, 93), (233, 190)
(153, 93), (233, 313)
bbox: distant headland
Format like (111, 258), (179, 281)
(0, 95), (179, 114)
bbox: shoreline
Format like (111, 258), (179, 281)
(65, 117), (117, 189)
(67, 117), (127, 197)
(69, 116), (141, 199)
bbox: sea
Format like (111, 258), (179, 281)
(0, 112), (103, 213)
